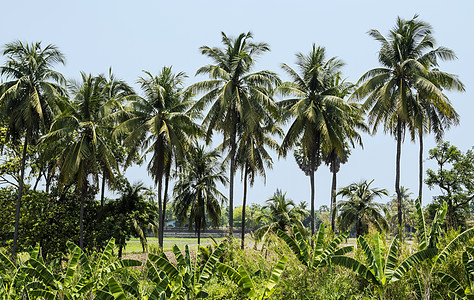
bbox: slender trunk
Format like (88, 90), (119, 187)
(157, 178), (163, 248)
(161, 168), (170, 247)
(310, 167), (315, 247)
(396, 117), (403, 236)
(330, 161), (337, 232)
(33, 166), (43, 191)
(118, 244), (123, 258)
(197, 225), (201, 246)
(100, 172), (106, 206)
(418, 131), (423, 204)
(12, 136), (28, 261)
(355, 218), (360, 238)
(79, 183), (87, 250)
(45, 164), (52, 194)
(229, 132), (236, 236)
(241, 167), (248, 250)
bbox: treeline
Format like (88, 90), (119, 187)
(0, 15), (470, 260)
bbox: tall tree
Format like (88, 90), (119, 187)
(0, 41), (65, 259)
(173, 144), (228, 245)
(42, 73), (118, 249)
(99, 69), (134, 206)
(189, 32), (280, 235)
(412, 75), (461, 204)
(336, 180), (389, 237)
(235, 120), (281, 249)
(277, 45), (356, 238)
(352, 15), (464, 231)
(116, 67), (199, 248)
(321, 76), (367, 231)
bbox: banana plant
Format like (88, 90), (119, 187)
(217, 255), (288, 300)
(8, 238), (142, 299)
(148, 240), (227, 299)
(277, 224), (353, 269)
(331, 232), (437, 298)
(413, 198), (474, 299)
(0, 244), (44, 299)
(438, 247), (474, 299)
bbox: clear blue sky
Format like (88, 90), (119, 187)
(1, 1), (473, 208)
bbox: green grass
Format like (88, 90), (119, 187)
(124, 236), (227, 254)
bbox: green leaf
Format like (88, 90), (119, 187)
(262, 256), (288, 299)
(149, 253), (179, 279)
(121, 259), (142, 268)
(318, 232), (352, 268)
(391, 248), (438, 283)
(107, 277), (127, 300)
(277, 229), (308, 266)
(358, 236), (376, 276)
(435, 227), (474, 267)
(384, 235), (399, 281)
(313, 224), (326, 259)
(331, 255), (379, 286)
(439, 272), (465, 298)
(197, 240), (226, 287)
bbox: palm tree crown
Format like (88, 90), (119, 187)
(0, 41), (66, 258)
(173, 144), (228, 245)
(43, 73), (119, 249)
(337, 180), (389, 237)
(277, 45), (360, 238)
(189, 32), (280, 235)
(352, 15), (464, 230)
(116, 67), (200, 247)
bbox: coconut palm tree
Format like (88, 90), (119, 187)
(277, 45), (357, 238)
(234, 119), (281, 249)
(412, 76), (461, 204)
(336, 180), (389, 237)
(99, 69), (134, 206)
(323, 144), (350, 231)
(42, 73), (118, 249)
(0, 41), (66, 258)
(352, 15), (464, 230)
(188, 32), (280, 235)
(116, 67), (200, 248)
(254, 189), (306, 244)
(173, 144), (228, 245)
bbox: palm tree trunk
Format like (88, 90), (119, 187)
(100, 172), (106, 206)
(12, 136), (28, 261)
(241, 167), (248, 250)
(355, 218), (360, 238)
(33, 166), (43, 191)
(418, 130), (423, 204)
(45, 163), (53, 194)
(197, 224), (201, 245)
(157, 178), (163, 248)
(79, 183), (87, 250)
(396, 117), (403, 236)
(161, 168), (170, 246)
(100, 171), (105, 206)
(229, 132), (236, 236)
(330, 162), (337, 232)
(310, 166), (315, 246)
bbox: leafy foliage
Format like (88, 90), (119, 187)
(277, 224), (353, 269)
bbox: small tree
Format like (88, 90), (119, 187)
(173, 144), (228, 245)
(425, 141), (474, 229)
(337, 180), (389, 237)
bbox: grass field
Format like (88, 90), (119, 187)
(124, 236), (227, 254)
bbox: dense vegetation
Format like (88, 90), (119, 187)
(0, 15), (473, 299)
